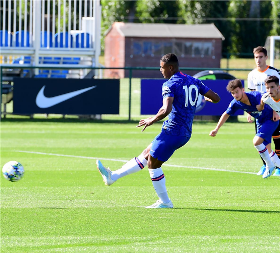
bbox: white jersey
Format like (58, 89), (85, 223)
(262, 92), (280, 116)
(248, 66), (280, 94)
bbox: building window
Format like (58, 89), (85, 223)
(193, 42), (203, 56)
(131, 40), (213, 58)
(203, 42), (212, 56)
(184, 42), (193, 56)
(174, 42), (183, 56)
(153, 42), (163, 56)
(133, 42), (142, 55)
(143, 41), (153, 55)
(163, 42), (172, 54)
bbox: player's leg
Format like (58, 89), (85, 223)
(146, 155), (173, 208)
(254, 120), (278, 178)
(255, 120), (266, 175)
(110, 146), (149, 181)
(146, 131), (190, 208)
(253, 136), (274, 169)
(96, 145), (150, 186)
(272, 124), (280, 176)
(266, 141), (280, 173)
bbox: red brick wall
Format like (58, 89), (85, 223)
(104, 24), (125, 78)
(105, 27), (223, 78)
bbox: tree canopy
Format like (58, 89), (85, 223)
(101, 0), (280, 56)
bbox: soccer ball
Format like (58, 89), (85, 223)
(195, 94), (207, 113)
(2, 161), (24, 182)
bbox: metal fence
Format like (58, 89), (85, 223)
(1, 0), (101, 75)
(1, 65), (255, 121)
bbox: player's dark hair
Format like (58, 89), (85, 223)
(226, 79), (243, 92)
(161, 53), (179, 67)
(265, 75), (279, 86)
(253, 46), (267, 57)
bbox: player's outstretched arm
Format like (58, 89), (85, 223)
(204, 90), (220, 103)
(256, 99), (265, 111)
(137, 96), (174, 132)
(209, 112), (230, 137)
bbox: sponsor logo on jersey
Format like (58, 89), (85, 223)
(162, 86), (171, 96)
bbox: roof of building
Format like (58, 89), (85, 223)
(107, 22), (224, 40)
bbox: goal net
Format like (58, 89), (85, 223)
(264, 36), (280, 69)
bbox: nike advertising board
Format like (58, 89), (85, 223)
(13, 78), (120, 114)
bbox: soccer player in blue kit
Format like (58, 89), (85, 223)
(96, 53), (220, 208)
(210, 79), (280, 178)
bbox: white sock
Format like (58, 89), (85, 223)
(269, 151), (280, 167)
(111, 154), (147, 181)
(149, 168), (170, 204)
(255, 144), (274, 168)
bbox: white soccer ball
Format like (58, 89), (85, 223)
(195, 94), (207, 113)
(2, 161), (24, 182)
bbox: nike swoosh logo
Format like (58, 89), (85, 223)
(36, 85), (96, 108)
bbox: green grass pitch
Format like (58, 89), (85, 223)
(1, 119), (280, 252)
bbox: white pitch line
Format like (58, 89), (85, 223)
(15, 150), (256, 175)
(15, 150), (128, 163)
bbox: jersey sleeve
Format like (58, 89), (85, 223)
(198, 80), (210, 95)
(276, 70), (280, 79)
(225, 100), (239, 115)
(247, 71), (255, 90)
(162, 82), (174, 99)
(261, 92), (270, 104)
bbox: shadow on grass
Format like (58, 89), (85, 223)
(1, 117), (140, 125)
(180, 207), (280, 214)
(39, 207), (68, 209)
(1, 116), (236, 125)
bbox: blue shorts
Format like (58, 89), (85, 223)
(150, 130), (190, 162)
(256, 119), (279, 145)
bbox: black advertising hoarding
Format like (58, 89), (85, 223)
(13, 78), (119, 114)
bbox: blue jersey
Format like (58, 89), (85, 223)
(161, 72), (210, 136)
(226, 91), (273, 124)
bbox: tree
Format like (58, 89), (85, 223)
(135, 0), (180, 23)
(270, 0), (280, 35)
(100, 0), (278, 56)
(101, 0), (137, 32)
(227, 0), (273, 55)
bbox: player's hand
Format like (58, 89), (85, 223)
(209, 129), (218, 137)
(247, 114), (254, 123)
(204, 96), (212, 102)
(256, 104), (263, 111)
(137, 117), (154, 132)
(273, 111), (279, 122)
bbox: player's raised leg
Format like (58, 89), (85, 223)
(96, 160), (114, 186)
(110, 154), (147, 181)
(96, 149), (148, 186)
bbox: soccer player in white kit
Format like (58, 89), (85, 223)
(257, 76), (280, 115)
(248, 46), (280, 176)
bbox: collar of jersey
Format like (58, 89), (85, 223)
(271, 96), (280, 103)
(257, 65), (269, 73)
